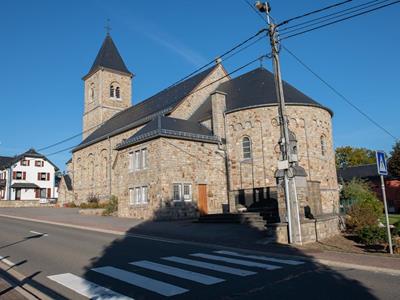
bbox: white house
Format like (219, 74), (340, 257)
(0, 149), (59, 202)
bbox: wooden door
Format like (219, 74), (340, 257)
(15, 188), (21, 200)
(198, 184), (208, 215)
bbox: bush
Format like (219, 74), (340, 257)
(102, 196), (118, 216)
(357, 226), (387, 246)
(87, 193), (99, 204)
(64, 202), (77, 208)
(343, 179), (383, 232)
(393, 221), (400, 237)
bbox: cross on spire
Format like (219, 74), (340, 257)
(105, 18), (112, 35)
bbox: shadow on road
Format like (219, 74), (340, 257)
(81, 205), (379, 299)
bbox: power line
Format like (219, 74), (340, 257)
(282, 45), (398, 141)
(278, 0), (353, 26)
(279, 0), (384, 32)
(35, 28), (268, 153)
(280, 0), (400, 40)
(37, 54), (271, 158)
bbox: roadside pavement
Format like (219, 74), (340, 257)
(0, 275), (29, 300)
(0, 207), (399, 275)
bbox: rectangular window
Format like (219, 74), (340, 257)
(173, 184), (182, 201)
(35, 160), (43, 167)
(183, 184), (192, 201)
(38, 172), (48, 181)
(21, 160), (29, 166)
(128, 152), (134, 171)
(135, 187), (141, 204)
(142, 186), (148, 204)
(16, 171), (23, 180)
(40, 188), (46, 198)
(141, 148), (148, 169)
(135, 150), (141, 170)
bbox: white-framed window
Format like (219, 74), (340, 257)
(130, 148), (148, 171)
(130, 186), (148, 205)
(16, 171), (23, 180)
(35, 160), (44, 167)
(173, 183), (192, 202)
(40, 188), (46, 198)
(21, 160), (29, 166)
(242, 136), (252, 159)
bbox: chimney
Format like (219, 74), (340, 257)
(211, 91), (227, 139)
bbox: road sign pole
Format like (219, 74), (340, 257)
(380, 175), (393, 254)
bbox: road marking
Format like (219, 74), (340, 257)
(92, 266), (188, 297)
(162, 256), (256, 276)
(48, 273), (132, 299)
(130, 260), (224, 285)
(214, 250), (304, 265)
(29, 230), (48, 237)
(0, 255), (16, 267)
(190, 253), (281, 270)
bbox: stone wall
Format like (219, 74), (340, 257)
(0, 200), (54, 208)
(225, 105), (339, 214)
(115, 137), (228, 220)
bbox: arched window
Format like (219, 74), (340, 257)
(110, 85), (115, 98)
(242, 137), (252, 159)
(321, 135), (327, 156)
(115, 87), (120, 99)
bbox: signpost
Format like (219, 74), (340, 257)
(376, 150), (393, 254)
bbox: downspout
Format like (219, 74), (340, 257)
(222, 112), (232, 212)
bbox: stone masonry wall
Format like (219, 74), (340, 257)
(116, 137), (228, 220)
(225, 105), (339, 215)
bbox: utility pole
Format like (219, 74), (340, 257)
(256, 1), (302, 244)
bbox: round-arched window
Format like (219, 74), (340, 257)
(242, 137), (252, 159)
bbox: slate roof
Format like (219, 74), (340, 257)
(190, 67), (332, 122)
(0, 156), (13, 169)
(74, 65), (218, 152)
(83, 34), (131, 79)
(337, 164), (398, 181)
(62, 174), (73, 191)
(10, 182), (39, 189)
(0, 149), (59, 171)
(116, 116), (219, 150)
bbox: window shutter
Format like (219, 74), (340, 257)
(37, 173), (40, 180)
(27, 160), (30, 166)
(23, 172), (26, 180)
(47, 173), (50, 181)
(35, 189), (39, 198)
(42, 161), (44, 167)
(13, 171), (16, 179)
(47, 188), (51, 198)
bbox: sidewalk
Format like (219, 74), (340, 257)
(0, 275), (29, 300)
(0, 207), (399, 275)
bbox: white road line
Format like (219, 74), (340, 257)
(29, 230), (48, 236)
(214, 250), (305, 265)
(162, 256), (256, 277)
(92, 266), (188, 297)
(48, 273), (132, 300)
(0, 255), (16, 267)
(130, 260), (224, 285)
(190, 253), (281, 270)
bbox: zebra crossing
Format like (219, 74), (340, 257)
(48, 250), (305, 299)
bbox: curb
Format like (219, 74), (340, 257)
(0, 213), (399, 277)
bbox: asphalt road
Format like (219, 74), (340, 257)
(0, 216), (398, 300)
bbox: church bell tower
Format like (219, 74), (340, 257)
(82, 33), (133, 140)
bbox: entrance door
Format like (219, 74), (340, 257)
(198, 184), (208, 215)
(15, 188), (21, 200)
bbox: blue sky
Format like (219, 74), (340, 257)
(0, 0), (399, 171)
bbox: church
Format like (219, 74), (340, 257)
(58, 33), (339, 241)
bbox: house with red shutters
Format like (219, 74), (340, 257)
(0, 149), (59, 202)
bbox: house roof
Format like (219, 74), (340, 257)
(10, 182), (39, 189)
(0, 156), (13, 169)
(190, 67), (332, 122)
(74, 65), (218, 152)
(83, 34), (131, 79)
(62, 174), (73, 191)
(116, 116), (219, 150)
(337, 164), (398, 181)
(0, 148), (59, 171)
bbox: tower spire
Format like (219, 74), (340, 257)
(105, 18), (111, 36)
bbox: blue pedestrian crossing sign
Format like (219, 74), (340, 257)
(376, 150), (388, 176)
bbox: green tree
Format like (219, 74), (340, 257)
(335, 146), (376, 168)
(388, 141), (400, 177)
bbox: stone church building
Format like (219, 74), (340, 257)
(59, 34), (339, 240)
